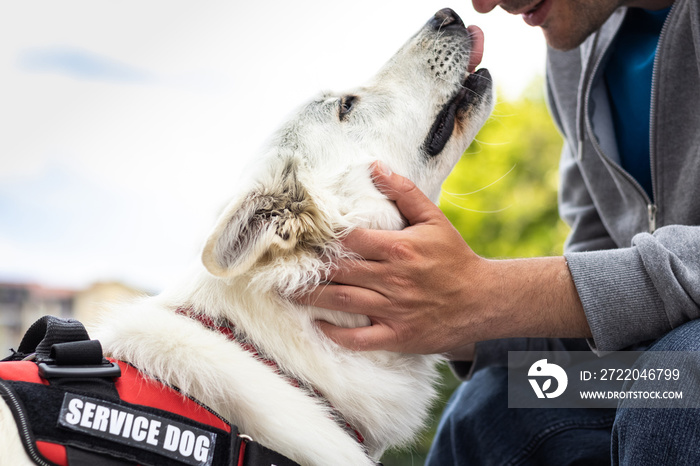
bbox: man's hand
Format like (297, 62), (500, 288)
(299, 162), (591, 354)
(298, 161), (488, 354)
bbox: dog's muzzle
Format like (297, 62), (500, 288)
(423, 9), (491, 157)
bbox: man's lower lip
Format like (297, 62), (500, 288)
(522, 0), (551, 27)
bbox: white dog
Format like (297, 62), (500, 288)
(1, 8), (492, 465)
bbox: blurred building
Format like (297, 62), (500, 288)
(0, 281), (145, 358)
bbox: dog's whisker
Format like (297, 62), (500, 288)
(442, 164), (516, 197)
(440, 194), (513, 214)
(467, 135), (510, 155)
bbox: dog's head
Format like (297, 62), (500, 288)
(202, 9), (493, 294)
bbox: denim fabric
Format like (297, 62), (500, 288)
(612, 319), (700, 465)
(426, 367), (615, 465)
(427, 320), (700, 466)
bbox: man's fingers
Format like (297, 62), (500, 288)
(339, 228), (398, 262)
(298, 282), (389, 315)
(317, 254), (386, 289)
(316, 320), (395, 352)
(370, 161), (443, 226)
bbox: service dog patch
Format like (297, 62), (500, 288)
(58, 393), (216, 466)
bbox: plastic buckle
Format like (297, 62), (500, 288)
(38, 361), (122, 379)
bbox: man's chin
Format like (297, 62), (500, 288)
(539, 5), (620, 52)
(542, 26), (595, 52)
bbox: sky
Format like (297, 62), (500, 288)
(0, 0), (547, 292)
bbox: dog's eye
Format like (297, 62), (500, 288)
(339, 96), (356, 121)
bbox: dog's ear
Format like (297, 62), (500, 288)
(202, 162), (329, 278)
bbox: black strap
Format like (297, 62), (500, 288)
(50, 340), (104, 366)
(13, 316), (121, 399)
(17, 316), (91, 362)
(66, 446), (133, 466)
(241, 439), (301, 466)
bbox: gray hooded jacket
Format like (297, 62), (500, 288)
(552, 0), (700, 353)
(456, 0), (700, 378)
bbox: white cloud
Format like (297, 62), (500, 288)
(18, 46), (155, 83)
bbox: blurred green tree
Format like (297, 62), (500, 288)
(381, 79), (569, 465)
(441, 78), (569, 259)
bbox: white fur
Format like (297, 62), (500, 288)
(1, 12), (492, 466)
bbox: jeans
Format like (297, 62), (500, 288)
(426, 320), (700, 466)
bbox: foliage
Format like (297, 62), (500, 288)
(381, 80), (569, 465)
(440, 79), (569, 259)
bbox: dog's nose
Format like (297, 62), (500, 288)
(429, 8), (465, 30)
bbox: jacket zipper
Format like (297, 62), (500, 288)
(647, 1), (678, 233)
(648, 204), (657, 232)
(0, 381), (53, 466)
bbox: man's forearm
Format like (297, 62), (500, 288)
(476, 256), (591, 342)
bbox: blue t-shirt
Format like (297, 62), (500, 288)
(604, 7), (670, 201)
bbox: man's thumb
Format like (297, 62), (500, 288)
(370, 161), (441, 226)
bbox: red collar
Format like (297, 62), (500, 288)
(176, 308), (365, 445)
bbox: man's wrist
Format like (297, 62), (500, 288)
(480, 256), (590, 341)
